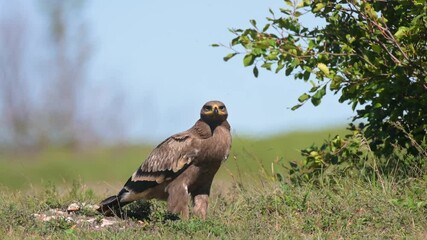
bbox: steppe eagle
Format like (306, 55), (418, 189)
(97, 100), (232, 219)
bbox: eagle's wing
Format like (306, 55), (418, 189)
(127, 131), (201, 187)
(97, 132), (202, 214)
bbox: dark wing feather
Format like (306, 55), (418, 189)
(130, 132), (201, 183)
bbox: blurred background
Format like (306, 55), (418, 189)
(0, 0), (354, 189)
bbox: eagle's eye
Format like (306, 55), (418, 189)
(204, 106), (212, 111)
(219, 106), (225, 111)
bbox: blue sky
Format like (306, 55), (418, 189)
(3, 1), (355, 141)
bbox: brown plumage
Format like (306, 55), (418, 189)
(97, 100), (231, 219)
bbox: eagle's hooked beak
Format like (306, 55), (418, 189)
(213, 106), (219, 114)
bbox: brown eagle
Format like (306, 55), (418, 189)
(97, 100), (231, 219)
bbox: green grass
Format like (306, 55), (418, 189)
(1, 177), (427, 239)
(0, 127), (348, 189)
(0, 145), (153, 189)
(2, 127), (426, 238)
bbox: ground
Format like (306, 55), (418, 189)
(1, 129), (426, 239)
(1, 177), (427, 239)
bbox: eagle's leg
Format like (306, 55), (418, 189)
(192, 193), (209, 219)
(166, 183), (190, 219)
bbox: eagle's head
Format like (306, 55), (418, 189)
(200, 100), (228, 124)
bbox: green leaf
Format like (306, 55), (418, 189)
(262, 24), (270, 32)
(311, 85), (327, 106)
(276, 61), (285, 74)
(394, 26), (409, 39)
(243, 54), (255, 66)
(210, 44), (220, 47)
(311, 97), (321, 106)
(303, 66), (312, 72)
(313, 3), (325, 12)
(303, 71), (310, 81)
(373, 103), (382, 108)
(308, 39), (316, 49)
(291, 103), (303, 111)
(291, 58), (301, 67)
(285, 66), (294, 76)
(250, 19), (257, 28)
(223, 53), (237, 62)
(309, 80), (317, 89)
(330, 75), (344, 90)
(279, 8), (291, 15)
(253, 66), (259, 78)
(298, 93), (310, 103)
(261, 62), (273, 70)
(346, 34), (355, 44)
(266, 52), (278, 60)
(371, 44), (382, 53)
(231, 36), (240, 46)
(351, 101), (358, 111)
(317, 63), (330, 76)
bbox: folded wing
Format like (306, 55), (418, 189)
(125, 132), (201, 192)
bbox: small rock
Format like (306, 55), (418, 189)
(49, 209), (66, 215)
(100, 218), (116, 228)
(85, 204), (99, 211)
(67, 203), (80, 213)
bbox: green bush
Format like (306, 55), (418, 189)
(287, 124), (426, 182)
(220, 0), (427, 179)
